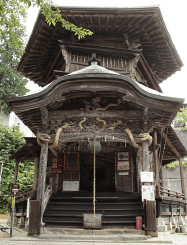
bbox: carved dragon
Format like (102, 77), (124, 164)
(107, 120), (122, 130)
(36, 122), (75, 156)
(83, 98), (121, 113)
(78, 117), (87, 130)
(125, 128), (152, 149)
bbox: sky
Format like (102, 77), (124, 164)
(25, 0), (187, 102)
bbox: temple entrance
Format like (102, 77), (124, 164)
(80, 152), (115, 192)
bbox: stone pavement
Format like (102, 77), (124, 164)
(0, 218), (187, 245)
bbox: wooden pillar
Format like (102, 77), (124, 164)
(136, 148), (142, 194)
(14, 159), (19, 184)
(33, 157), (39, 192)
(153, 130), (160, 196)
(179, 158), (185, 195)
(52, 173), (59, 194)
(142, 140), (149, 172)
(37, 142), (48, 205)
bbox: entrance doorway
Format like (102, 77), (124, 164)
(80, 153), (115, 192)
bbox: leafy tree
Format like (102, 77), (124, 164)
(164, 160), (187, 171)
(175, 107), (187, 130)
(0, 0), (93, 49)
(0, 28), (29, 114)
(0, 123), (34, 213)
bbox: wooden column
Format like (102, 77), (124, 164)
(136, 148), (142, 194)
(37, 142), (48, 204)
(142, 140), (149, 171)
(153, 130), (160, 196)
(52, 173), (59, 194)
(14, 159), (19, 184)
(33, 157), (39, 192)
(179, 158), (185, 195)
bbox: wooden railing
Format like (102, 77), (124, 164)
(159, 186), (186, 200)
(15, 187), (33, 203)
(42, 178), (52, 216)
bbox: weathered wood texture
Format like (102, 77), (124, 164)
(179, 158), (185, 195)
(153, 130), (160, 196)
(33, 157), (39, 192)
(142, 140), (149, 171)
(37, 142), (48, 203)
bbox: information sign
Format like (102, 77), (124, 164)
(11, 184), (19, 195)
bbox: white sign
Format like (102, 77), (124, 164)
(118, 172), (128, 176)
(140, 172), (153, 182)
(63, 181), (79, 191)
(141, 185), (155, 201)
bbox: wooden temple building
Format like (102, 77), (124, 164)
(5, 6), (187, 235)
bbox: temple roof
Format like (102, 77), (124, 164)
(8, 63), (184, 104)
(18, 6), (183, 87)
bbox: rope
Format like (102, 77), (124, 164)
(93, 136), (96, 218)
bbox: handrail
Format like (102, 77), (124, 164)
(159, 186), (185, 200)
(15, 187), (33, 203)
(42, 178), (52, 217)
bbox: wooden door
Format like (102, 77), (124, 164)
(115, 152), (134, 192)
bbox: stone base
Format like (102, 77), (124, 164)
(156, 218), (167, 232)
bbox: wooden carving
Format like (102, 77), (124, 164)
(40, 106), (49, 131)
(123, 33), (141, 50)
(82, 98), (122, 113)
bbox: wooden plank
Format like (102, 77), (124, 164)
(142, 140), (149, 171)
(37, 141), (48, 219)
(179, 158), (185, 195)
(33, 157), (39, 192)
(153, 130), (160, 196)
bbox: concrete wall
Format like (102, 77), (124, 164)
(163, 166), (187, 195)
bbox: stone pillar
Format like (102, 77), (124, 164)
(37, 141), (48, 217)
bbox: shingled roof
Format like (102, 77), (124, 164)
(18, 6), (183, 87)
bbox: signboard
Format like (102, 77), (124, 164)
(118, 152), (129, 161)
(64, 153), (79, 170)
(140, 172), (153, 182)
(11, 184), (19, 195)
(52, 158), (62, 174)
(117, 161), (129, 171)
(118, 172), (128, 176)
(141, 185), (155, 201)
(63, 181), (79, 191)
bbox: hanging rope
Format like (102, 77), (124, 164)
(93, 136), (96, 219)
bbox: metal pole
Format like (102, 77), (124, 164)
(10, 195), (15, 237)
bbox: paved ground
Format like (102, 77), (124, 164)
(0, 218), (187, 245)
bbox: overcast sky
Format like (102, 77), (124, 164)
(26, 0), (187, 102)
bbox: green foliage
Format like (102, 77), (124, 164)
(0, 28), (29, 114)
(175, 107), (187, 130)
(164, 160), (187, 171)
(0, 0), (93, 49)
(0, 123), (34, 213)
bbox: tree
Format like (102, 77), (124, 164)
(0, 123), (34, 213)
(0, 27), (29, 114)
(0, 0), (93, 49)
(175, 107), (187, 130)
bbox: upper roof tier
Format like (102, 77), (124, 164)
(18, 6), (183, 87)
